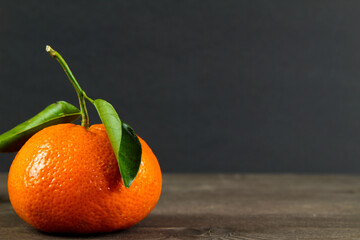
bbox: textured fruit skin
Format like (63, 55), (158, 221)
(8, 123), (162, 233)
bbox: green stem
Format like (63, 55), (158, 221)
(83, 93), (94, 104)
(46, 45), (91, 128)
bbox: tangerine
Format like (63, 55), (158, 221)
(7, 123), (162, 233)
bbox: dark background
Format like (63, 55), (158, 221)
(1, 1), (360, 173)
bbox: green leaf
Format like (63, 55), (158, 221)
(93, 99), (142, 188)
(0, 101), (81, 152)
(120, 122), (142, 186)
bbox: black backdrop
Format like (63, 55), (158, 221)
(1, 1), (360, 173)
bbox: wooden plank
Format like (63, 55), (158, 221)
(1, 174), (360, 239)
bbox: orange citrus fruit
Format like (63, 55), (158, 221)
(7, 123), (162, 233)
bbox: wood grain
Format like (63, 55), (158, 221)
(1, 174), (360, 239)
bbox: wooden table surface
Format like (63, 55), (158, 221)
(1, 173), (360, 239)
